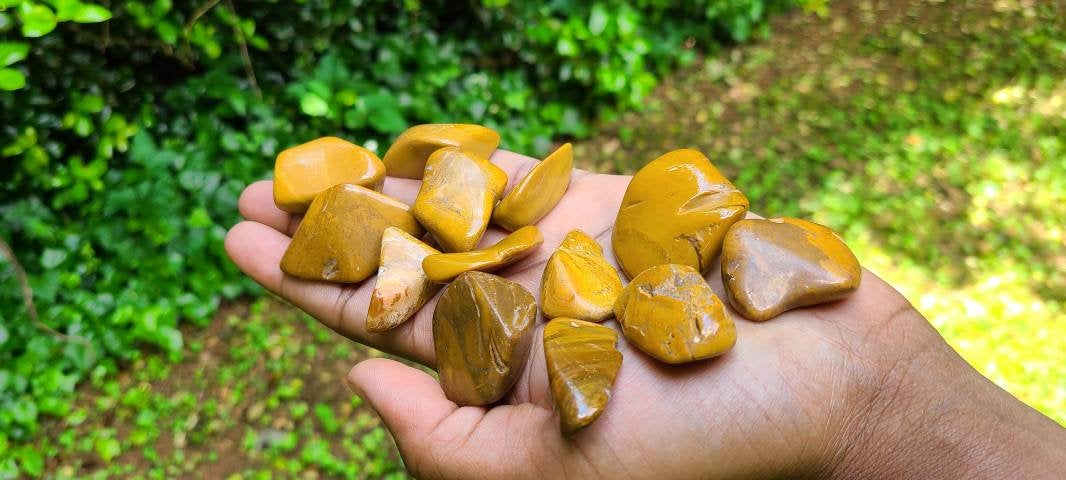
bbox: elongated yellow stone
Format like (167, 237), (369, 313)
(366, 227), (442, 333)
(540, 230), (622, 322)
(382, 124), (501, 179)
(411, 147), (509, 252)
(273, 136), (386, 213)
(612, 149), (749, 279)
(280, 184), (423, 283)
(422, 226), (543, 283)
(492, 143), (573, 231)
(434, 271), (537, 406)
(544, 318), (622, 436)
(614, 264), (736, 364)
(722, 218), (861, 321)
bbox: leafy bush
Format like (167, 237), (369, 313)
(0, 0), (800, 469)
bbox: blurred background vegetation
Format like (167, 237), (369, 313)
(0, 0), (1062, 477)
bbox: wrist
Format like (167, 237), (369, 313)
(827, 309), (1066, 478)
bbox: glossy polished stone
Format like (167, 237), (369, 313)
(366, 227), (442, 333)
(722, 218), (861, 322)
(492, 143), (573, 231)
(280, 184), (423, 283)
(422, 226), (543, 283)
(540, 230), (623, 322)
(544, 318), (622, 436)
(614, 264), (736, 364)
(382, 124), (501, 179)
(433, 271), (537, 406)
(411, 147), (509, 252)
(612, 149), (749, 279)
(273, 136), (386, 213)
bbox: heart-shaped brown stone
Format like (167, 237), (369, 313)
(540, 230), (623, 322)
(612, 149), (749, 280)
(433, 271), (537, 406)
(280, 184), (423, 283)
(721, 218), (862, 321)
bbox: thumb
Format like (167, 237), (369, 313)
(347, 358), (571, 479)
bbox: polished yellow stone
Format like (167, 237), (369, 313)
(434, 271), (537, 406)
(722, 218), (862, 322)
(411, 147), (509, 252)
(366, 227), (442, 333)
(614, 264), (736, 364)
(273, 136), (386, 213)
(544, 318), (622, 436)
(540, 230), (622, 322)
(382, 124), (501, 179)
(612, 149), (749, 279)
(422, 226), (543, 283)
(280, 184), (423, 283)
(492, 143), (573, 231)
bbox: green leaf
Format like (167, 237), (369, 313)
(72, 4), (112, 23)
(0, 67), (25, 90)
(94, 437), (121, 462)
(15, 447), (43, 477)
(299, 93), (330, 117)
(588, 4), (609, 36)
(41, 248), (68, 268)
(18, 3), (58, 38)
(0, 42), (29, 66)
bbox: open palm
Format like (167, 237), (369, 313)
(225, 149), (936, 479)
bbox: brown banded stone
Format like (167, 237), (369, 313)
(614, 264), (736, 364)
(722, 217), (862, 322)
(366, 227), (442, 333)
(433, 271), (537, 406)
(612, 149), (748, 279)
(492, 143), (573, 231)
(411, 147), (509, 252)
(544, 318), (622, 436)
(540, 230), (623, 322)
(382, 124), (500, 179)
(273, 136), (385, 213)
(279, 184), (423, 283)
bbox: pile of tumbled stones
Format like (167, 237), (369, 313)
(273, 124), (862, 436)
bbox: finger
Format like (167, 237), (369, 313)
(224, 221), (436, 365)
(348, 358), (574, 479)
(238, 177), (425, 235)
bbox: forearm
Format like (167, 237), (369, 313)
(829, 318), (1066, 479)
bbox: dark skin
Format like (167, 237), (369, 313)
(226, 150), (1066, 479)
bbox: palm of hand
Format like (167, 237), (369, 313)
(226, 150), (919, 479)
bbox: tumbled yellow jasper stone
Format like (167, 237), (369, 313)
(411, 147), (508, 252)
(540, 230), (623, 322)
(366, 227), (442, 333)
(612, 149), (749, 279)
(722, 218), (862, 322)
(434, 271), (537, 406)
(382, 124), (501, 179)
(422, 226), (543, 283)
(614, 264), (736, 364)
(492, 143), (573, 231)
(280, 184), (423, 283)
(544, 318), (622, 436)
(273, 136), (386, 213)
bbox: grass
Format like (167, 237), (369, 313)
(18, 0), (1064, 477)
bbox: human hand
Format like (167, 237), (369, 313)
(225, 150), (1066, 479)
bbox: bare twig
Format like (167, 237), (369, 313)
(0, 237), (95, 364)
(226, 0), (261, 99)
(184, 0), (223, 33)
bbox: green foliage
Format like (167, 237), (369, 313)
(0, 0), (796, 475)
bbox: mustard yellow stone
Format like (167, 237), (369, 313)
(366, 227), (442, 333)
(434, 271), (537, 406)
(544, 318), (622, 436)
(273, 136), (386, 213)
(422, 226), (543, 283)
(722, 218), (862, 322)
(612, 149), (749, 279)
(492, 143), (573, 231)
(280, 184), (423, 283)
(614, 264), (736, 364)
(411, 147), (508, 252)
(540, 230), (622, 322)
(382, 124), (501, 179)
